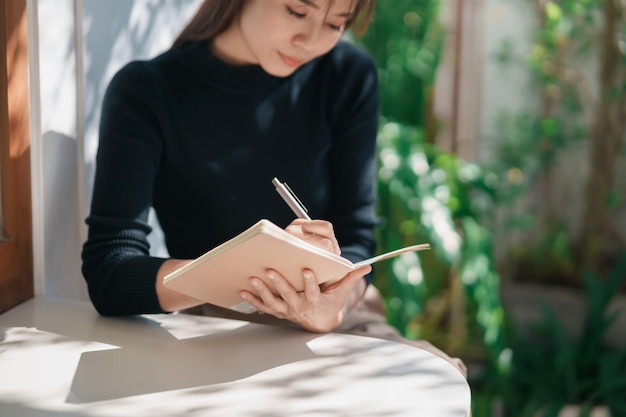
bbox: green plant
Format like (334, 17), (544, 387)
(357, 0), (509, 369)
(374, 121), (508, 364)
(359, 0), (444, 128)
(502, 256), (626, 417)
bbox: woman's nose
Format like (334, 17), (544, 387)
(293, 22), (321, 50)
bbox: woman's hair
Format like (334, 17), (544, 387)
(172, 0), (376, 48)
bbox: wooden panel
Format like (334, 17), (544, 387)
(0, 0), (34, 313)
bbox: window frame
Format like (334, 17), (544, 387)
(0, 0), (34, 314)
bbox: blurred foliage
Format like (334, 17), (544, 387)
(356, 0), (626, 415)
(486, 0), (626, 282)
(489, 0), (594, 175)
(360, 0), (444, 128)
(373, 121), (507, 363)
(480, 258), (626, 417)
(357, 0), (508, 365)
(472, 0), (626, 415)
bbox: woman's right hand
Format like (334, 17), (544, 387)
(284, 219), (341, 255)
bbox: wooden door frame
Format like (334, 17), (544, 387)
(0, 0), (34, 313)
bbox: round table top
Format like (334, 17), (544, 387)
(0, 297), (471, 417)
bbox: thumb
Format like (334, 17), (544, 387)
(322, 265), (372, 294)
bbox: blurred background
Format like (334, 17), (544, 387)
(356, 1), (626, 416)
(30, 0), (625, 416)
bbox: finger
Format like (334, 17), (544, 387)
(239, 291), (288, 319)
(289, 219), (336, 242)
(285, 219), (341, 255)
(302, 269), (321, 302)
(239, 290), (271, 314)
(307, 235), (337, 254)
(299, 220), (341, 254)
(248, 277), (289, 315)
(285, 228), (336, 254)
(293, 223), (339, 255)
(265, 270), (302, 307)
(322, 265), (372, 294)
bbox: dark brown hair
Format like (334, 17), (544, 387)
(172, 0), (376, 48)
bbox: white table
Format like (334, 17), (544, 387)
(0, 297), (471, 416)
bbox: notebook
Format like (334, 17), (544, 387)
(163, 219), (430, 312)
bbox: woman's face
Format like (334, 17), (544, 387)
(233, 0), (354, 76)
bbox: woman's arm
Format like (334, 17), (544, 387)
(155, 259), (203, 312)
(324, 43), (380, 276)
(82, 61), (171, 315)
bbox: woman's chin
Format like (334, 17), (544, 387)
(260, 62), (301, 78)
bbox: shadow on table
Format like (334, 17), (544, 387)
(0, 299), (319, 403)
(67, 317), (319, 403)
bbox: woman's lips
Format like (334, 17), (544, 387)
(278, 52), (304, 68)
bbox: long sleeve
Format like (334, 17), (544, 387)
(82, 62), (167, 315)
(325, 45), (380, 267)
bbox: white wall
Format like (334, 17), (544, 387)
(480, 0), (535, 160)
(32, 0), (84, 300)
(32, 0), (201, 300)
(434, 0), (533, 162)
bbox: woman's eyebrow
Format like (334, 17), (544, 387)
(296, 0), (354, 17)
(297, 0), (320, 9)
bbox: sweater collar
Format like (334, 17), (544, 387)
(177, 41), (283, 92)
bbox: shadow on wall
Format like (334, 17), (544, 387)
(42, 130), (89, 301)
(81, 0), (201, 259)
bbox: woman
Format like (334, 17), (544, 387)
(82, 0), (466, 374)
(83, 0), (378, 331)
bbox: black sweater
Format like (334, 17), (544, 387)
(82, 40), (380, 315)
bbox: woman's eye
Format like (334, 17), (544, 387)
(286, 6), (306, 18)
(327, 23), (344, 32)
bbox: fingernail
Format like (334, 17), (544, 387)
(251, 279), (260, 287)
(303, 271), (312, 280)
(266, 272), (276, 280)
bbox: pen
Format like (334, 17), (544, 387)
(272, 177), (312, 220)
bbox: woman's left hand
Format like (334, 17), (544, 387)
(240, 265), (371, 333)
